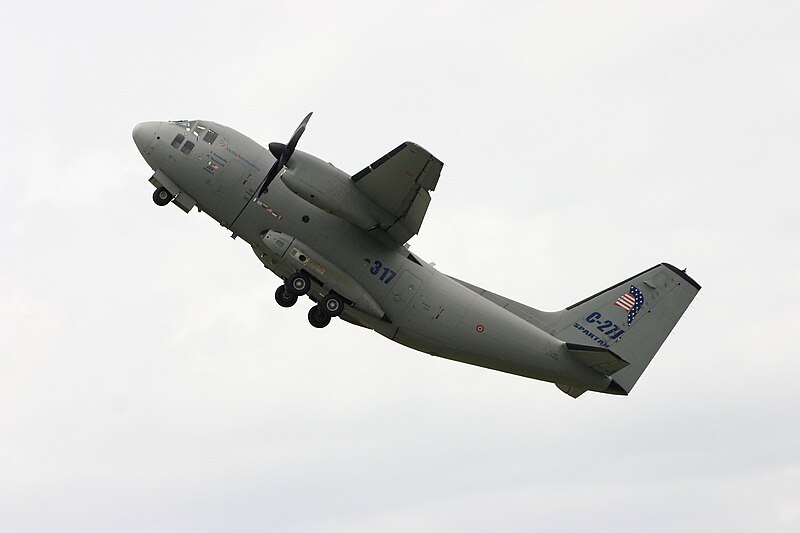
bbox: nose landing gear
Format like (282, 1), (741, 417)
(153, 187), (173, 206)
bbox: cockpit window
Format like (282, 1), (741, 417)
(171, 134), (185, 149)
(181, 141), (195, 155)
(192, 123), (206, 140)
(203, 129), (218, 144)
(172, 120), (191, 128)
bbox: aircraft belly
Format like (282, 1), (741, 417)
(393, 274), (609, 389)
(197, 158), (609, 391)
(211, 183), (605, 390)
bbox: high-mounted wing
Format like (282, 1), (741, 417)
(352, 142), (443, 244)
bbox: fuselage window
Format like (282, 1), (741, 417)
(171, 134), (185, 149)
(203, 129), (218, 144)
(181, 141), (195, 155)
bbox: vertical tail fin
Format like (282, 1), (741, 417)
(547, 263), (700, 394)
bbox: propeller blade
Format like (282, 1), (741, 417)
(286, 112), (313, 154)
(257, 159), (281, 197)
(256, 112), (313, 197)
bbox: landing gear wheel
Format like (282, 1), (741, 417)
(275, 285), (298, 308)
(308, 306), (332, 328)
(153, 187), (173, 206)
(320, 293), (344, 317)
(286, 272), (311, 296)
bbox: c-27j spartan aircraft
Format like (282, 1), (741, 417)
(133, 113), (700, 398)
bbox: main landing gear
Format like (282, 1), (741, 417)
(286, 272), (311, 297)
(320, 292), (344, 317)
(274, 285), (298, 308)
(307, 306), (331, 328)
(274, 271), (309, 308)
(307, 291), (344, 329)
(273, 272), (345, 329)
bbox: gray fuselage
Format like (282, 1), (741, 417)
(132, 120), (615, 394)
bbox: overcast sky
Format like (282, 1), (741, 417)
(2, 1), (799, 531)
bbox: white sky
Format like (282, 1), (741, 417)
(2, 1), (799, 531)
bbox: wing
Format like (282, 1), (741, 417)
(352, 142), (443, 244)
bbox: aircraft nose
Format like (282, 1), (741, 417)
(132, 121), (160, 156)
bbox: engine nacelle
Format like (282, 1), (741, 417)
(280, 154), (392, 231)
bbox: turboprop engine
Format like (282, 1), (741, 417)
(279, 157), (386, 232)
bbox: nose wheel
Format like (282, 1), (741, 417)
(153, 187), (173, 206)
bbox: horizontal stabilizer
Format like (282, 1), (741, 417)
(565, 343), (630, 376)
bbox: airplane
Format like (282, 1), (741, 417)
(132, 113), (700, 398)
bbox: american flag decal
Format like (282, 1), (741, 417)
(614, 285), (644, 326)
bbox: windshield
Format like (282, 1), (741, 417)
(171, 120), (216, 144)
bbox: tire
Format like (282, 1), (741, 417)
(307, 306), (331, 328)
(286, 272), (311, 296)
(320, 293), (344, 317)
(275, 285), (298, 308)
(153, 187), (173, 206)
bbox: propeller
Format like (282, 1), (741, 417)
(256, 112), (313, 197)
